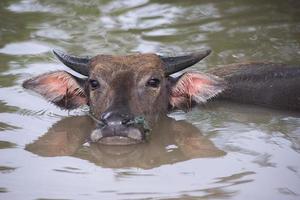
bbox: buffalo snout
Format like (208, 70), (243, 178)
(100, 111), (134, 126)
(90, 111), (151, 145)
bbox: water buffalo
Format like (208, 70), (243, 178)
(23, 49), (300, 145)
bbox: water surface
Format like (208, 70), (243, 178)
(0, 0), (300, 199)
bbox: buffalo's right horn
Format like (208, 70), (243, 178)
(53, 49), (91, 76)
(161, 49), (211, 75)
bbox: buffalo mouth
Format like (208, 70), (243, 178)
(90, 125), (148, 145)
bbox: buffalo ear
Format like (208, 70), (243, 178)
(169, 72), (226, 110)
(23, 71), (87, 109)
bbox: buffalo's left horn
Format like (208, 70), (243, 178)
(161, 49), (211, 75)
(53, 49), (91, 76)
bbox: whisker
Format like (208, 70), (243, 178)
(85, 112), (105, 126)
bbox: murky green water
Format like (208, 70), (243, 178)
(1, 0), (300, 199)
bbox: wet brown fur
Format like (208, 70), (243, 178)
(87, 53), (169, 125)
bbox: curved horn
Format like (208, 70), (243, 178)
(53, 49), (91, 76)
(161, 49), (211, 75)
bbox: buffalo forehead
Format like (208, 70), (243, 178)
(90, 53), (164, 72)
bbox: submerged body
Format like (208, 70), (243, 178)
(209, 62), (300, 111)
(23, 49), (300, 145)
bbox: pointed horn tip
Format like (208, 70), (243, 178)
(52, 49), (65, 58)
(192, 49), (212, 59)
(51, 49), (90, 76)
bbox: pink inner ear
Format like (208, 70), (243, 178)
(39, 76), (68, 95)
(186, 75), (212, 95)
(36, 72), (84, 97)
(170, 72), (225, 109)
(23, 71), (87, 108)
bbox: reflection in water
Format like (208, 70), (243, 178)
(26, 116), (225, 169)
(0, 166), (17, 174)
(0, 187), (8, 193)
(0, 141), (16, 149)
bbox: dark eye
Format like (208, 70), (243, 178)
(146, 78), (160, 88)
(89, 79), (100, 89)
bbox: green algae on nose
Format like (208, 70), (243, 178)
(134, 116), (152, 141)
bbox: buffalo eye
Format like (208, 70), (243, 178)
(89, 79), (100, 90)
(146, 78), (160, 88)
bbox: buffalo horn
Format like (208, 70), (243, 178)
(161, 49), (211, 75)
(53, 49), (91, 76)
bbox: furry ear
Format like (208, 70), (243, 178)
(23, 71), (87, 109)
(169, 72), (226, 110)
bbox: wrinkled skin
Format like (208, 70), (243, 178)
(23, 50), (300, 145)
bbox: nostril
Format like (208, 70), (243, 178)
(100, 111), (134, 126)
(101, 112), (111, 120)
(121, 114), (134, 125)
(121, 118), (131, 125)
(100, 112), (113, 124)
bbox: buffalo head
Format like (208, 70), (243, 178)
(23, 49), (226, 145)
